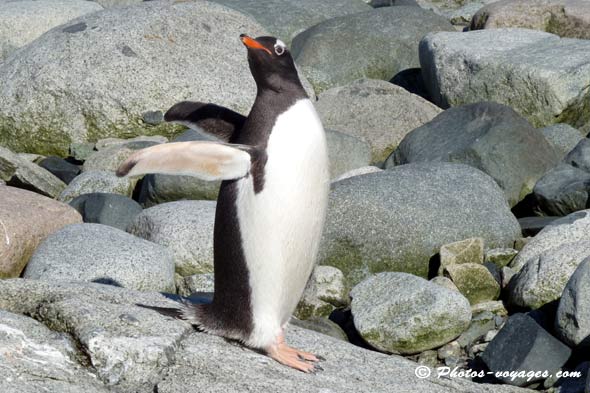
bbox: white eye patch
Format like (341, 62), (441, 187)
(274, 39), (286, 56)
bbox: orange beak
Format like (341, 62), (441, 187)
(240, 34), (272, 55)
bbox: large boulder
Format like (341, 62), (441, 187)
(0, 0), (103, 61)
(315, 79), (442, 163)
(127, 201), (216, 276)
(326, 129), (371, 180)
(23, 223), (175, 292)
(211, 0), (370, 45)
(533, 163), (590, 217)
(539, 123), (584, 159)
(58, 171), (135, 202)
(350, 272), (472, 354)
(420, 28), (590, 131)
(0, 186), (82, 278)
(388, 102), (560, 206)
(555, 257), (590, 348)
(68, 192), (143, 230)
(319, 162), (521, 286)
(0, 278), (530, 393)
(0, 0), (272, 156)
(291, 6), (453, 93)
(471, 0), (590, 40)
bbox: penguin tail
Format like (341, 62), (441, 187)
(136, 301), (206, 328)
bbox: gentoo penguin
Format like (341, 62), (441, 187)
(117, 34), (329, 373)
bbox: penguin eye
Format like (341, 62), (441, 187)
(274, 39), (286, 56)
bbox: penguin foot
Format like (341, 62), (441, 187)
(266, 343), (317, 373)
(265, 332), (321, 373)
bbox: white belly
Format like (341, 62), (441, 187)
(236, 99), (329, 348)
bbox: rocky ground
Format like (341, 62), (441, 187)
(1, 0), (590, 392)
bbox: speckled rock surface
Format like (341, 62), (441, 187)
(291, 6), (453, 93)
(0, 0), (271, 155)
(127, 200), (216, 276)
(471, 0), (590, 39)
(23, 223), (175, 292)
(315, 79), (442, 162)
(555, 257), (590, 348)
(0, 0), (103, 61)
(58, 171), (134, 202)
(420, 29), (590, 130)
(319, 162), (521, 286)
(350, 272), (472, 354)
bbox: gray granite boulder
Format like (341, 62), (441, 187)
(0, 146), (66, 198)
(315, 79), (442, 162)
(319, 162), (521, 286)
(211, 0), (370, 45)
(481, 313), (572, 387)
(0, 0), (103, 61)
(509, 211), (590, 309)
(539, 123), (584, 159)
(0, 309), (110, 393)
(420, 29), (590, 131)
(326, 129), (371, 180)
(511, 210), (590, 271)
(0, 186), (82, 278)
(351, 272), (472, 354)
(24, 223), (175, 292)
(555, 257), (590, 348)
(0, 278), (531, 393)
(0, 0), (271, 155)
(291, 6), (453, 93)
(565, 137), (590, 172)
(58, 171), (134, 202)
(69, 193), (143, 230)
(389, 102), (560, 206)
(128, 201), (216, 276)
(471, 0), (590, 39)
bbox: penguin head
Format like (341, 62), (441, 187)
(239, 34), (303, 93)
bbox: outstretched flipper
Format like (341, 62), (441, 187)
(116, 141), (255, 180)
(165, 101), (247, 142)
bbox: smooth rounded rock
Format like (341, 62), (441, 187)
(326, 129), (371, 180)
(58, 171), (134, 202)
(69, 193), (143, 231)
(389, 102), (560, 206)
(315, 79), (442, 163)
(351, 272), (472, 354)
(127, 200), (216, 276)
(319, 162), (521, 286)
(0, 186), (82, 278)
(291, 6), (453, 93)
(24, 223), (175, 292)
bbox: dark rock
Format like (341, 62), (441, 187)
(519, 216), (561, 237)
(69, 193), (143, 230)
(481, 313), (572, 386)
(533, 163), (590, 216)
(37, 156), (81, 184)
(388, 102), (560, 206)
(565, 138), (590, 172)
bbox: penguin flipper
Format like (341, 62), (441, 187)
(116, 141), (255, 180)
(165, 101), (246, 142)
